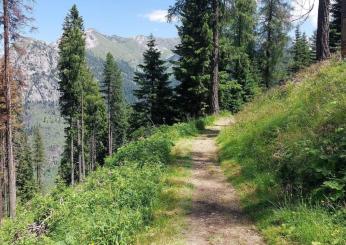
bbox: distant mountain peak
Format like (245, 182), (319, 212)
(14, 29), (179, 104)
(85, 28), (98, 49)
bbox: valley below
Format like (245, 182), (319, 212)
(15, 29), (179, 188)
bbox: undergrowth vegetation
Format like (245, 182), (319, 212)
(0, 117), (214, 244)
(218, 60), (346, 244)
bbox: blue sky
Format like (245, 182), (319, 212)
(29, 0), (177, 42)
(28, 0), (317, 43)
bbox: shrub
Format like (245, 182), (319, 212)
(0, 116), (216, 244)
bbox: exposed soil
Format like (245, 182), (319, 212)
(184, 118), (265, 245)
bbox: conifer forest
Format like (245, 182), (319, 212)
(0, 0), (345, 244)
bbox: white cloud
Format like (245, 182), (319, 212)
(145, 10), (168, 23)
(292, 0), (318, 27)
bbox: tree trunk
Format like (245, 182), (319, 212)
(108, 107), (112, 156)
(264, 0), (273, 88)
(70, 127), (74, 186)
(91, 130), (96, 171)
(77, 119), (82, 182)
(317, 0), (331, 60)
(211, 0), (220, 115)
(36, 160), (41, 190)
(2, 134), (8, 217)
(107, 81), (113, 156)
(81, 94), (85, 179)
(89, 137), (93, 172)
(0, 133), (4, 222)
(342, 0), (346, 58)
(3, 0), (16, 218)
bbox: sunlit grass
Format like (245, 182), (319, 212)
(218, 60), (346, 244)
(135, 139), (194, 245)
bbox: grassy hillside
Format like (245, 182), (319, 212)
(218, 59), (346, 244)
(0, 117), (214, 244)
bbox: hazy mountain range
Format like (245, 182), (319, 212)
(13, 29), (179, 187)
(15, 28), (179, 104)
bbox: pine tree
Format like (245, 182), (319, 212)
(259, 0), (292, 88)
(133, 35), (174, 126)
(169, 0), (211, 118)
(57, 5), (85, 185)
(32, 127), (45, 190)
(291, 27), (312, 73)
(2, 0), (16, 219)
(210, 0), (220, 114)
(16, 133), (36, 202)
(329, 0), (341, 53)
(101, 53), (128, 155)
(220, 0), (257, 111)
(309, 31), (317, 63)
(292, 27), (303, 72)
(301, 33), (312, 66)
(83, 68), (107, 171)
(342, 0), (346, 58)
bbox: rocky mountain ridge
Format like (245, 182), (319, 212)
(13, 29), (179, 185)
(15, 28), (179, 104)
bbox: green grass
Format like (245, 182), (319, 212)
(0, 116), (215, 244)
(218, 60), (346, 244)
(135, 139), (194, 245)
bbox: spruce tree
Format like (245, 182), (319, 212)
(330, 0), (342, 53)
(258, 0), (291, 88)
(101, 53), (128, 154)
(309, 31), (317, 63)
(83, 68), (107, 171)
(133, 35), (174, 126)
(32, 127), (45, 190)
(292, 27), (302, 72)
(292, 28), (312, 73)
(301, 33), (312, 66)
(57, 5), (85, 185)
(169, 0), (211, 118)
(220, 0), (257, 111)
(16, 133), (36, 203)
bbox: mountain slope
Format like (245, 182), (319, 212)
(14, 30), (179, 185)
(15, 29), (179, 104)
(218, 60), (346, 244)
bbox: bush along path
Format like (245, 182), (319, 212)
(184, 117), (264, 245)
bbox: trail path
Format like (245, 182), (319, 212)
(184, 117), (265, 245)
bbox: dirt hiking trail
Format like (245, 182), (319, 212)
(184, 117), (265, 245)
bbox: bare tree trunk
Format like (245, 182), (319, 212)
(0, 133), (4, 223)
(36, 160), (41, 189)
(264, 0), (273, 88)
(342, 0), (346, 58)
(211, 0), (220, 115)
(81, 94), (85, 180)
(2, 134), (8, 217)
(317, 0), (331, 60)
(90, 129), (96, 171)
(70, 127), (74, 186)
(77, 119), (82, 182)
(108, 106), (112, 156)
(89, 137), (92, 172)
(3, 0), (16, 218)
(107, 80), (113, 156)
